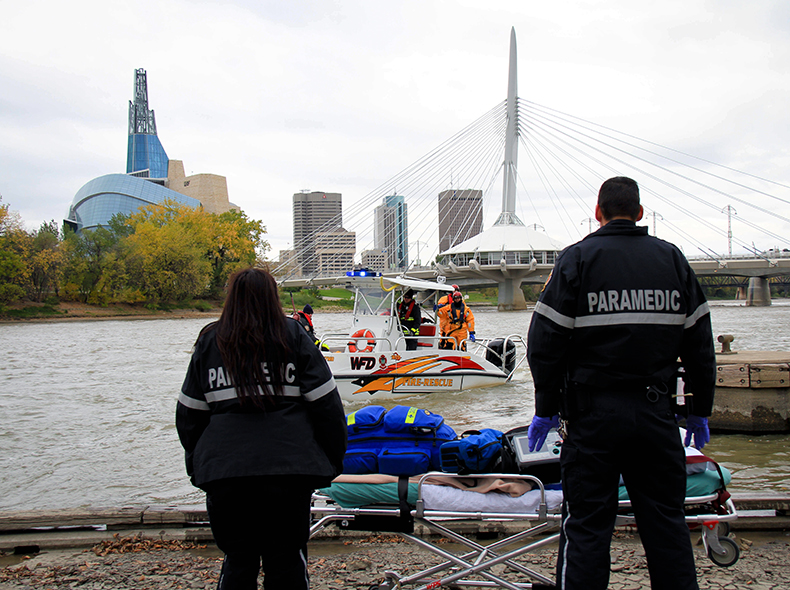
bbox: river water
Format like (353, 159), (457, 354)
(1, 303), (788, 512)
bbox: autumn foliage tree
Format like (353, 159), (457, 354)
(119, 200), (267, 303)
(29, 220), (65, 302)
(0, 197), (31, 304)
(2, 196), (268, 307)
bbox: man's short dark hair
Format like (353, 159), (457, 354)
(598, 176), (640, 220)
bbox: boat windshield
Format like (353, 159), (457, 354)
(354, 287), (393, 316)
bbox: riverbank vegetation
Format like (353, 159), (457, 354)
(0, 197), (268, 316)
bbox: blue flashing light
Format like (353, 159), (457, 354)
(346, 268), (380, 277)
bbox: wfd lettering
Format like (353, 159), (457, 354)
(587, 289), (681, 313)
(207, 363), (296, 388)
(349, 357), (376, 370)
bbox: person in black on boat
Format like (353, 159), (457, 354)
(397, 289), (422, 350)
(294, 304), (319, 345)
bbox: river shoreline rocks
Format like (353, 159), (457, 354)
(1, 530), (788, 589)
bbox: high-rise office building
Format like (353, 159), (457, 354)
(360, 248), (386, 272)
(292, 191), (343, 276)
(438, 189), (483, 253)
(315, 229), (356, 276)
(374, 194), (408, 270)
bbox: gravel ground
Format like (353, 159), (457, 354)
(1, 531), (788, 589)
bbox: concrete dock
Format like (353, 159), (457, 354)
(713, 351), (790, 432)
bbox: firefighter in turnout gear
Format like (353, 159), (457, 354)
(397, 289), (422, 350)
(526, 177), (715, 590)
(438, 290), (475, 351)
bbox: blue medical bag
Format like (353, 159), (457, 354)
(440, 428), (504, 474)
(343, 405), (457, 476)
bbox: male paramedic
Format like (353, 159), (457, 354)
(526, 176), (715, 590)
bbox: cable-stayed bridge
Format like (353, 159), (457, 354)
(275, 28), (790, 308)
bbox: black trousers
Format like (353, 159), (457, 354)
(556, 387), (699, 590)
(206, 478), (313, 590)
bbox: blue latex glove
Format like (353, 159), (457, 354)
(433, 304), (439, 312)
(684, 415), (710, 450)
(527, 415), (559, 452)
(469, 331), (475, 342)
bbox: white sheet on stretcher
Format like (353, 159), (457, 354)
(422, 484), (564, 513)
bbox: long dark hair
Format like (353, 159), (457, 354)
(214, 267), (290, 407)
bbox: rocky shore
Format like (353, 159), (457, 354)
(1, 530), (788, 589)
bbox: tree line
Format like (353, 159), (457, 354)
(0, 197), (268, 308)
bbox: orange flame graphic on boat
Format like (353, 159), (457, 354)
(351, 354), (486, 394)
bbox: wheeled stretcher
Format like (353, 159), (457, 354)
(311, 472), (563, 590)
(310, 463), (739, 589)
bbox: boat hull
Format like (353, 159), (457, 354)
(323, 350), (508, 401)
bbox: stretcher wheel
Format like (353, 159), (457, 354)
(707, 536), (739, 567)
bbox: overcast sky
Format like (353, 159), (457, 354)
(2, 0), (789, 257)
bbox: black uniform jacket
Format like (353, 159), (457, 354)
(527, 219), (715, 418)
(176, 318), (347, 489)
(397, 299), (422, 334)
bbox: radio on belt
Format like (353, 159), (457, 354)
(511, 429), (562, 467)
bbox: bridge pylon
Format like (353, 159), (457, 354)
(746, 277), (772, 306)
(436, 27), (566, 310)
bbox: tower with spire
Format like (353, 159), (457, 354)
(126, 68), (169, 179)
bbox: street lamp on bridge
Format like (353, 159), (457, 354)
(645, 211), (663, 237)
(409, 241), (427, 268)
(722, 205), (737, 257)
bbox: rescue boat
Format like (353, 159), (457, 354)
(319, 271), (527, 402)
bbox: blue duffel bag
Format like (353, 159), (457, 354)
(343, 405), (458, 477)
(440, 428), (504, 474)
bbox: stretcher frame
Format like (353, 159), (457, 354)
(311, 472), (561, 590)
(310, 471), (739, 589)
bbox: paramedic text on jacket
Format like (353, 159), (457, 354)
(526, 176), (715, 590)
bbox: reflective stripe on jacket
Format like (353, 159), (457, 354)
(527, 219), (715, 417)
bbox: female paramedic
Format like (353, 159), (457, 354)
(176, 267), (347, 590)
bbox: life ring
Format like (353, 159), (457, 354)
(348, 329), (376, 353)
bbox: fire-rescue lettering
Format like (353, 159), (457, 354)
(586, 289), (680, 313)
(404, 377), (455, 387)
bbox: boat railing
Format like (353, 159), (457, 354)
(318, 332), (350, 353)
(391, 334), (457, 350)
(320, 333), (395, 354)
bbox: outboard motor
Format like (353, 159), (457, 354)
(486, 338), (516, 374)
